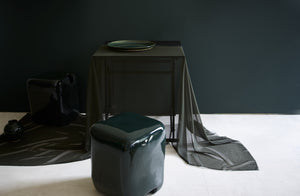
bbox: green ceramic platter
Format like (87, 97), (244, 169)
(107, 40), (156, 51)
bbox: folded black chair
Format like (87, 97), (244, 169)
(27, 72), (79, 126)
(0, 72), (90, 166)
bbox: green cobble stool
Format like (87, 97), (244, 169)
(90, 113), (166, 196)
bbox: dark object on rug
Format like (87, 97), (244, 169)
(91, 113), (165, 196)
(3, 120), (24, 140)
(0, 113), (90, 166)
(27, 72), (79, 126)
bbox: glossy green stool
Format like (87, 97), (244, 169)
(90, 113), (166, 196)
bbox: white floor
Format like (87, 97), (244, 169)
(0, 113), (300, 196)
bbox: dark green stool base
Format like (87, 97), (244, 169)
(91, 113), (166, 196)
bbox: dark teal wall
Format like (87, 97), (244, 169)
(1, 0), (300, 113)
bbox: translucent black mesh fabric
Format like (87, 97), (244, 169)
(0, 73), (88, 166)
(175, 61), (258, 170)
(86, 43), (258, 170)
(0, 113), (89, 166)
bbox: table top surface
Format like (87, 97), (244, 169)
(93, 45), (185, 57)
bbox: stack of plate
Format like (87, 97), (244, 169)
(107, 40), (156, 51)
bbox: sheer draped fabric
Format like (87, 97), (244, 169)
(0, 114), (89, 166)
(0, 44), (257, 169)
(175, 61), (258, 170)
(86, 44), (258, 170)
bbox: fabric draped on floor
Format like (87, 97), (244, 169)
(0, 113), (90, 166)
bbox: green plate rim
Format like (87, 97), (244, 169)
(107, 40), (156, 51)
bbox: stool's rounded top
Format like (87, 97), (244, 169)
(91, 113), (165, 151)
